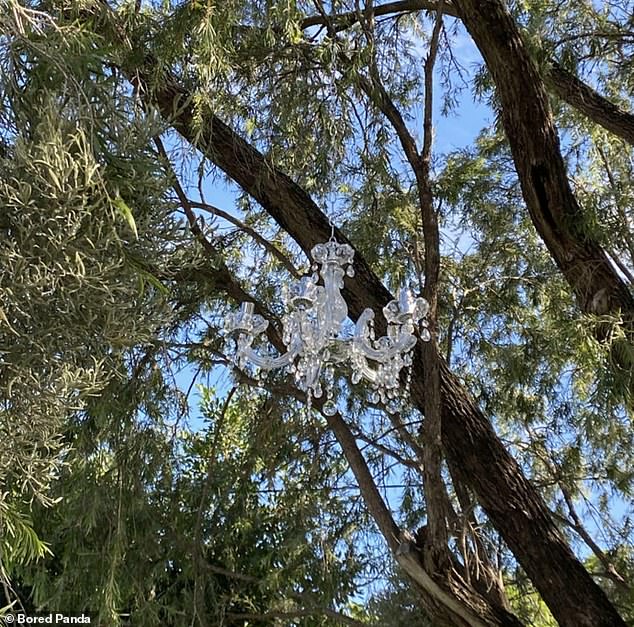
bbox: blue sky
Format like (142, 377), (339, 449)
(162, 11), (633, 601)
(171, 18), (492, 415)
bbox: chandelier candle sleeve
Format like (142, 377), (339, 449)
(224, 240), (431, 412)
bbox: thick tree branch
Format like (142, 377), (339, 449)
(300, 1), (634, 146)
(435, 0), (628, 612)
(547, 61), (634, 146)
(300, 0), (458, 30)
(140, 67), (615, 627)
(418, 0), (452, 578)
(453, 0), (634, 370)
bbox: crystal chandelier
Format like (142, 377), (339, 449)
(224, 239), (431, 415)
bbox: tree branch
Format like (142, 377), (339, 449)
(300, 0), (459, 31)
(154, 135), (217, 259)
(560, 484), (631, 593)
(417, 0), (452, 577)
(547, 61), (634, 146)
(188, 199), (301, 279)
(452, 0), (634, 409)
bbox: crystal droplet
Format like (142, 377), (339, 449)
(387, 399), (400, 414)
(322, 400), (337, 416)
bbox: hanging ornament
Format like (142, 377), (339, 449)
(224, 239), (430, 412)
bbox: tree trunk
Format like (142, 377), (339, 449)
(452, 0), (634, 327)
(144, 75), (627, 626)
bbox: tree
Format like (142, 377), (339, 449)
(1, 0), (633, 625)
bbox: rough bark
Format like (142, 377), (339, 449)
(448, 0), (634, 329)
(433, 361), (626, 627)
(417, 8), (449, 576)
(143, 74), (626, 626)
(301, 0), (634, 146)
(546, 61), (634, 146)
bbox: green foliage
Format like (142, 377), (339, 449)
(0, 503), (52, 576)
(367, 570), (433, 626)
(505, 574), (558, 627)
(9, 385), (370, 625)
(588, 549), (634, 624)
(1, 0), (634, 624)
(0, 0), (182, 574)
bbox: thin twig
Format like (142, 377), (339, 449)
(188, 199), (301, 278)
(154, 136), (217, 258)
(560, 483), (631, 592)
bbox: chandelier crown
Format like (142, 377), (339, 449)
(311, 240), (355, 269)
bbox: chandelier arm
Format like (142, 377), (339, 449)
(354, 308), (375, 336)
(356, 356), (378, 384)
(238, 337), (302, 370)
(353, 326), (418, 362)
